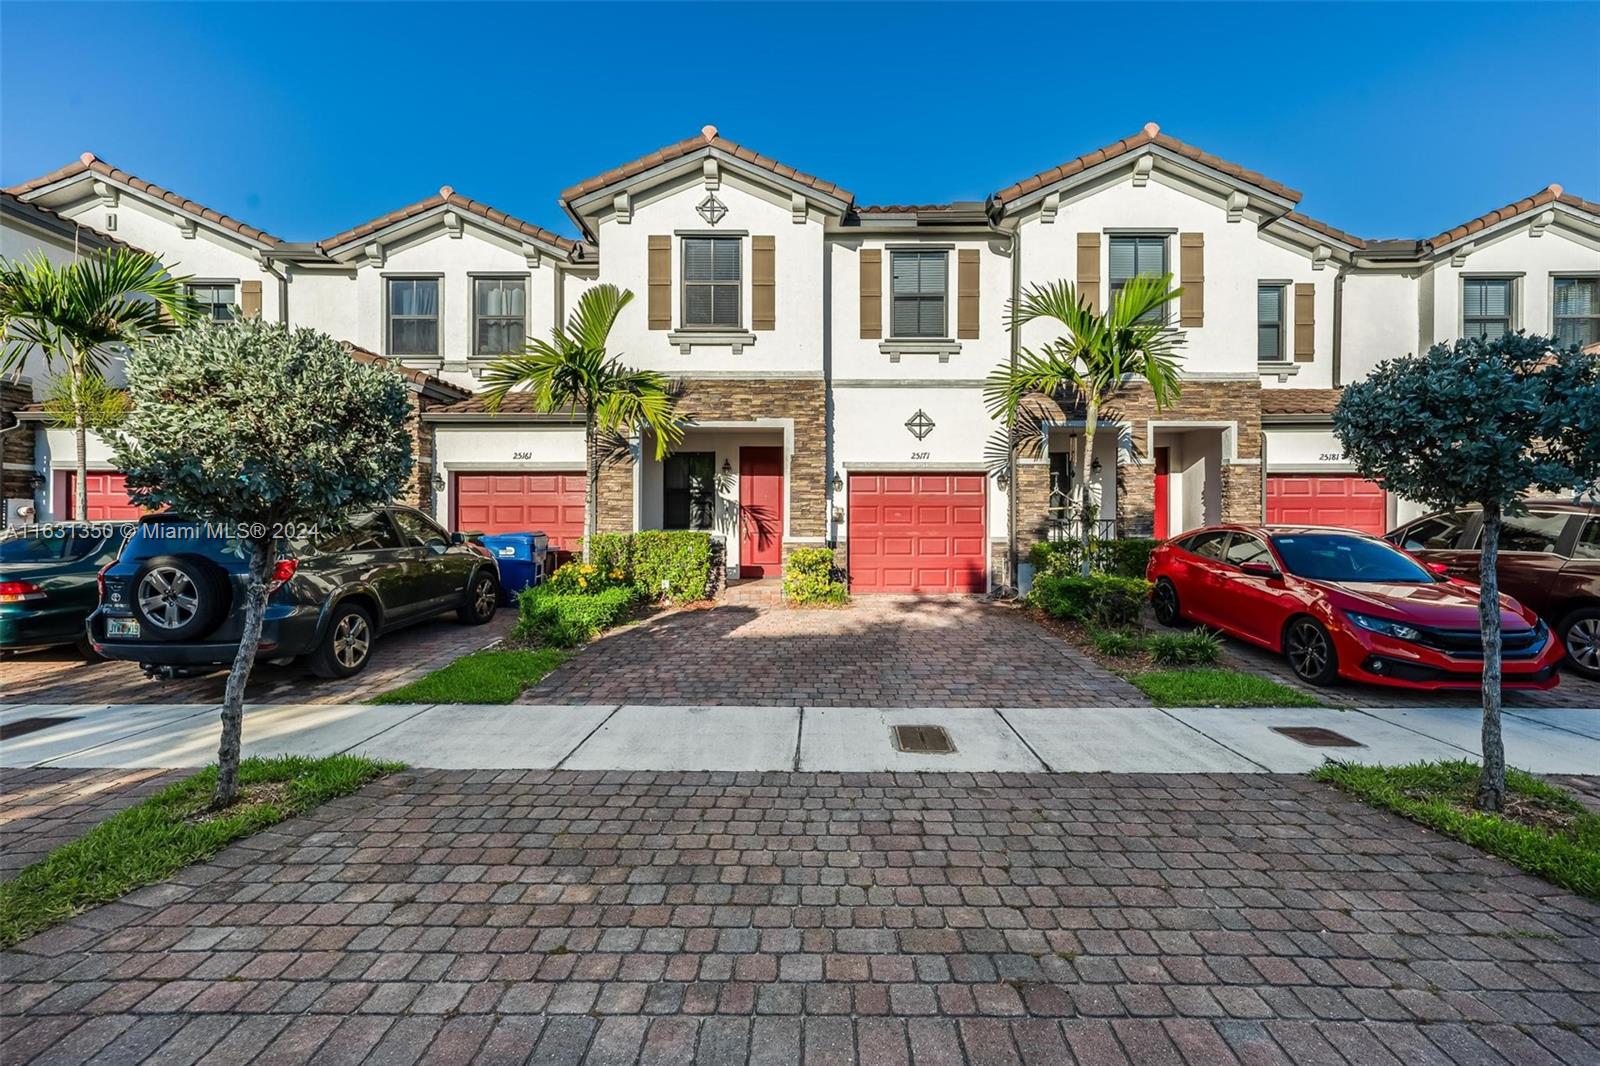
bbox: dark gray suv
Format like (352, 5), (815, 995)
(89, 507), (500, 679)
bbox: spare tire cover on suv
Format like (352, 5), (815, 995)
(131, 554), (231, 642)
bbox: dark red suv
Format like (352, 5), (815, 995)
(1386, 501), (1600, 679)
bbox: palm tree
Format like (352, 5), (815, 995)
(1, 249), (197, 519)
(986, 273), (1185, 577)
(480, 284), (682, 563)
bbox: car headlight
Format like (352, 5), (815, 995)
(1345, 611), (1421, 642)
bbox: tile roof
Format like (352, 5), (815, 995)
(5, 153), (284, 246)
(1260, 388), (1343, 417)
(1279, 211), (1366, 249)
(559, 126), (851, 205)
(0, 190), (136, 252)
(1423, 184), (1600, 250)
(319, 187), (576, 253)
(992, 123), (1302, 206)
(427, 392), (583, 417)
(343, 344), (471, 400)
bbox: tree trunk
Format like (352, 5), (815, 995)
(72, 364), (88, 522)
(1476, 500), (1506, 812)
(1079, 400), (1099, 578)
(214, 537), (276, 809)
(581, 411), (597, 565)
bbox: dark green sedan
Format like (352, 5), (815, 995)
(1, 523), (133, 655)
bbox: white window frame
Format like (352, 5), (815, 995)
(1460, 275), (1516, 341)
(470, 274), (528, 358)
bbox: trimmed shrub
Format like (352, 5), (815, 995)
(1089, 627), (1146, 658)
(581, 533), (633, 578)
(546, 560), (629, 595)
(783, 547), (849, 605)
(1147, 627), (1222, 666)
(1030, 573), (1151, 628)
(516, 584), (641, 648)
(632, 530), (714, 603)
(1032, 537), (1159, 580)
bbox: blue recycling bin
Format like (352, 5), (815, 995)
(479, 532), (550, 605)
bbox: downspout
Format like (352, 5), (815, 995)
(1331, 259), (1348, 387)
(258, 257), (290, 325)
(987, 196), (1021, 592)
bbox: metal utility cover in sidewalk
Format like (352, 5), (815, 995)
(1270, 725), (1364, 748)
(892, 724), (955, 754)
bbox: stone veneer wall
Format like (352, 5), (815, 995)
(396, 391), (436, 516)
(596, 378), (828, 541)
(1, 381), (38, 527)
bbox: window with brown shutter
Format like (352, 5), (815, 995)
(752, 235), (775, 331)
(957, 248), (980, 339)
(859, 248), (882, 339)
(647, 235), (671, 330)
(1179, 233), (1204, 327)
(1294, 283), (1315, 362)
(1076, 232), (1101, 313)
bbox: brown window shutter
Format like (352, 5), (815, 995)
(859, 248), (882, 339)
(240, 280), (263, 318)
(752, 236), (775, 331)
(1294, 283), (1315, 361)
(957, 249), (980, 339)
(1178, 233), (1204, 327)
(647, 235), (671, 330)
(1076, 233), (1101, 314)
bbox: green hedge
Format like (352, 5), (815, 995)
(783, 546), (848, 605)
(1030, 572), (1151, 627)
(515, 584), (642, 648)
(575, 530), (715, 603)
(1030, 537), (1159, 580)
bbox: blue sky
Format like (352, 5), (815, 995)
(3, 2), (1597, 243)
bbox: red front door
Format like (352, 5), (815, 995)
(738, 447), (784, 577)
(66, 472), (141, 521)
(1153, 448), (1170, 540)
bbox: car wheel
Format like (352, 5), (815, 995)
(131, 555), (229, 642)
(457, 570), (499, 625)
(1558, 607), (1600, 680)
(309, 603), (375, 679)
(75, 632), (103, 661)
(1284, 616), (1340, 687)
(1152, 579), (1183, 627)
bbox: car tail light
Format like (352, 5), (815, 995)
(0, 581), (47, 603)
(267, 558), (299, 592)
(97, 561), (115, 601)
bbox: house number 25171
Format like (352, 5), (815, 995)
(910, 451), (930, 460)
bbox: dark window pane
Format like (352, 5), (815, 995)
(1186, 530), (1230, 560)
(1574, 518), (1600, 561)
(1399, 512), (1472, 550)
(663, 452), (715, 531)
(1498, 511), (1571, 554)
(309, 512), (400, 553)
(1224, 535), (1270, 566)
(684, 285), (713, 326)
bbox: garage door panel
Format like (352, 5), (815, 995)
(67, 472), (142, 521)
(1266, 475), (1386, 534)
(848, 471), (987, 593)
(453, 471), (586, 548)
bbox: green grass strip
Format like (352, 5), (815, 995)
(0, 755), (402, 948)
(1130, 667), (1320, 707)
(1313, 759), (1600, 901)
(369, 647), (570, 705)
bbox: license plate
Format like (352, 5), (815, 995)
(107, 617), (141, 639)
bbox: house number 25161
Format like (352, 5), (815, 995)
(512, 451), (533, 460)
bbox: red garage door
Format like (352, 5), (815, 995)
(66, 472), (141, 521)
(1266, 475), (1387, 534)
(848, 473), (987, 593)
(453, 472), (586, 550)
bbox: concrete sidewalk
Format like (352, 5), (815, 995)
(3, 700), (1598, 774)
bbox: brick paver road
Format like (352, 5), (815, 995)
(3, 611), (515, 707)
(3, 770), (1597, 1064)
(525, 598), (1145, 706)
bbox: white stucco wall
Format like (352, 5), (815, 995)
(1424, 221), (1600, 347)
(1340, 271), (1420, 382)
(430, 423), (587, 521)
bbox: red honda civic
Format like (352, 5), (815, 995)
(1146, 525), (1564, 691)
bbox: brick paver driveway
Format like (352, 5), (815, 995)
(4, 771), (1597, 1065)
(524, 598), (1144, 707)
(0, 768), (184, 876)
(2, 611), (514, 707)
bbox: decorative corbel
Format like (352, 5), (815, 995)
(173, 213), (197, 239)
(613, 191), (632, 225)
(91, 180), (118, 208)
(791, 192), (807, 224)
(1450, 245), (1471, 268)
(523, 246), (543, 269)
(1312, 244), (1332, 271)
(442, 209), (462, 238)
(365, 242), (385, 268)
(1226, 190), (1248, 222)
(1131, 154), (1154, 188)
(1040, 191), (1060, 224)
(1529, 209), (1555, 238)
(702, 158), (720, 190)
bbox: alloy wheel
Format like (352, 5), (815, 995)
(474, 577), (497, 618)
(1153, 582), (1178, 624)
(1568, 617), (1600, 671)
(137, 567), (199, 630)
(1287, 620), (1329, 680)
(333, 614), (371, 669)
